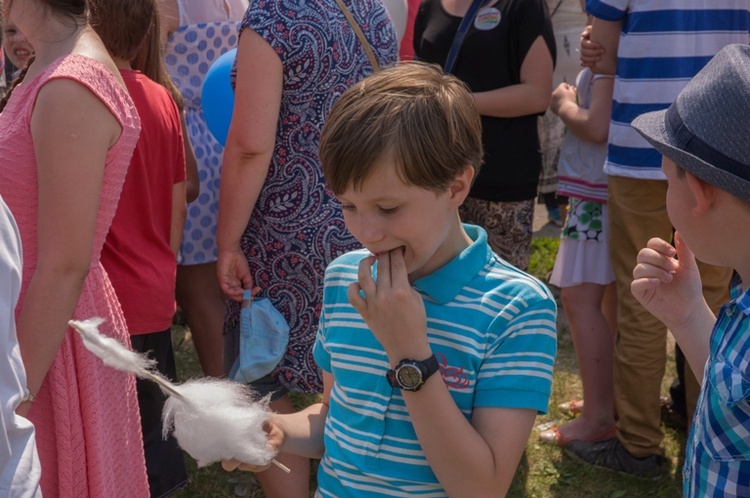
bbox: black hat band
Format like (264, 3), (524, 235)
(666, 104), (749, 179)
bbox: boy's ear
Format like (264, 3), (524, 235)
(685, 171), (716, 216)
(448, 166), (475, 206)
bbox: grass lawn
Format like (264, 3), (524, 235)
(173, 237), (686, 497)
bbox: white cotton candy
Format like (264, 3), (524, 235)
(162, 378), (275, 468)
(70, 318), (181, 396)
(69, 318), (278, 470)
(72, 317), (157, 373)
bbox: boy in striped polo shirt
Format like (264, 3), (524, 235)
(223, 62), (558, 497)
(566, 0), (749, 478)
(630, 44), (750, 496)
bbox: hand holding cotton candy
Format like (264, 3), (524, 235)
(68, 318), (289, 472)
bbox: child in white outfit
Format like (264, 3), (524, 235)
(541, 56), (617, 446)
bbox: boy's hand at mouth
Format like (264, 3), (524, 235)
(348, 247), (431, 363)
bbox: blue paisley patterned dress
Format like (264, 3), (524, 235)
(165, 21), (241, 265)
(227, 0), (398, 393)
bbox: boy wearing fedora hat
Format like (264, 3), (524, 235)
(630, 44), (750, 496)
(569, 1), (746, 478)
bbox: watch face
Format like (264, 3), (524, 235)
(396, 364), (422, 388)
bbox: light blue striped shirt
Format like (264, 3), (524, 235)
(586, 0), (750, 179)
(684, 282), (750, 497)
(313, 225), (557, 497)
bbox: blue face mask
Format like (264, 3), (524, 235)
(229, 290), (290, 384)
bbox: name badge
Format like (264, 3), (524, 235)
(474, 7), (501, 31)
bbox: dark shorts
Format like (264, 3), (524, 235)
(131, 328), (188, 498)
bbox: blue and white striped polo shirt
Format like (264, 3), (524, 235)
(586, 0), (750, 180)
(684, 284), (750, 497)
(313, 224), (557, 497)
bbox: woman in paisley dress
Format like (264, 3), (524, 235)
(217, 0), (398, 494)
(158, 0), (248, 377)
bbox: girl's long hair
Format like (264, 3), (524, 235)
(130, 3), (184, 110)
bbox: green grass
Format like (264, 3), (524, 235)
(173, 236), (685, 497)
(529, 236), (561, 281)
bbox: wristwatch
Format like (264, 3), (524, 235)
(386, 354), (439, 392)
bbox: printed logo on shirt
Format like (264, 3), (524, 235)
(474, 8), (501, 31)
(436, 353), (470, 389)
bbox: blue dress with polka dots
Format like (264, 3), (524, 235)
(226, 0), (399, 393)
(165, 22), (240, 265)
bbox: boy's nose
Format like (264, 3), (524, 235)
(353, 216), (385, 246)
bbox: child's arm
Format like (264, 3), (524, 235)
(347, 249), (539, 497)
(632, 233), (716, 381)
(272, 372), (331, 459)
(181, 112), (200, 203)
(222, 372), (332, 472)
(550, 75), (613, 144)
(585, 17), (621, 75)
(405, 398), (535, 498)
(170, 181), (187, 257)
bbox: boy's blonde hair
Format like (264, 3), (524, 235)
(320, 62), (483, 195)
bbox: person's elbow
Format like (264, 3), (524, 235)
(223, 136), (274, 173)
(36, 256), (91, 288)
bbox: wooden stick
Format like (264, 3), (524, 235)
(271, 459), (291, 473)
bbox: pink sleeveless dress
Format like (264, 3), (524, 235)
(0, 55), (149, 497)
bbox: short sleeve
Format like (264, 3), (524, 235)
(412, 0), (428, 57)
(313, 325), (332, 374)
(585, 0), (628, 22)
(514, 0), (556, 70)
(239, 0), (288, 61)
(313, 279), (332, 374)
(474, 293), (557, 414)
(174, 140), (186, 184)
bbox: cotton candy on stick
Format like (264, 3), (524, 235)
(68, 318), (290, 473)
(161, 377), (279, 469)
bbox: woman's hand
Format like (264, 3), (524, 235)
(217, 247), (254, 302)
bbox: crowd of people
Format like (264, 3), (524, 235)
(0, 0), (748, 497)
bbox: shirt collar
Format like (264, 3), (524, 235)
(734, 285), (750, 316)
(412, 224), (491, 304)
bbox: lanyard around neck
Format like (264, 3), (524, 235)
(444, 0), (489, 74)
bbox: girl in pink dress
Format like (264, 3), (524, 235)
(0, 0), (149, 496)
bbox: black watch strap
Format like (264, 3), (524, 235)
(386, 354), (440, 391)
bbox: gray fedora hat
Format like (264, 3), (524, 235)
(632, 44), (750, 200)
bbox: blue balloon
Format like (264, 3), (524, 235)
(201, 48), (237, 146)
